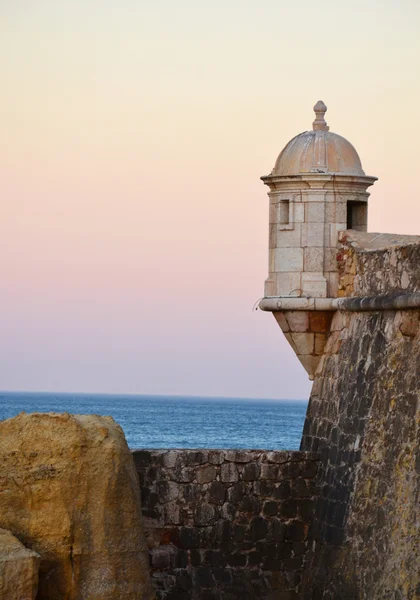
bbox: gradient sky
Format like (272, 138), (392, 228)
(1, 0), (419, 399)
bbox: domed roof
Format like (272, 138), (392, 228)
(271, 101), (365, 177)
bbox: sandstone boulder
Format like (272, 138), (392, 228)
(0, 412), (155, 600)
(0, 528), (40, 600)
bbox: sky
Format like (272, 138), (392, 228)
(1, 0), (419, 399)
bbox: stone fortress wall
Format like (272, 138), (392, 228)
(254, 102), (419, 599)
(132, 234), (420, 600)
(133, 449), (319, 600)
(300, 233), (420, 600)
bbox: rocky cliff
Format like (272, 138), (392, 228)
(0, 412), (154, 600)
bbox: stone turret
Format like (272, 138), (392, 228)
(259, 102), (377, 378)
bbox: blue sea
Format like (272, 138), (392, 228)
(0, 392), (308, 450)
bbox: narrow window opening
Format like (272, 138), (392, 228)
(347, 201), (367, 231)
(279, 200), (290, 225)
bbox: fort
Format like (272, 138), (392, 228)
(0, 102), (419, 599)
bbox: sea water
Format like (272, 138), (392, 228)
(0, 392), (308, 450)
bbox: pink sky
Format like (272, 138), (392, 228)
(1, 0), (419, 398)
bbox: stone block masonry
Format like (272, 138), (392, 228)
(260, 105), (420, 598)
(132, 449), (320, 600)
(337, 230), (420, 297)
(299, 236), (420, 599)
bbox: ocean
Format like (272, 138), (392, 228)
(0, 392), (308, 451)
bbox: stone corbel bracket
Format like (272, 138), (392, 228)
(259, 292), (420, 380)
(264, 306), (334, 381)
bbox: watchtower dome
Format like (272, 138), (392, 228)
(261, 101), (377, 300)
(259, 102), (377, 378)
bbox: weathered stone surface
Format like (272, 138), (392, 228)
(337, 231), (420, 298)
(0, 413), (154, 600)
(196, 465), (217, 484)
(261, 109), (420, 598)
(0, 528), (40, 600)
(301, 306), (420, 600)
(220, 462), (238, 483)
(301, 238), (420, 600)
(133, 449), (319, 599)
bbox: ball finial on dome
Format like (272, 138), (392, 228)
(313, 100), (329, 131)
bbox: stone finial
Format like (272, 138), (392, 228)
(312, 100), (329, 131)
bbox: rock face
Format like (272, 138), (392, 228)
(0, 412), (154, 600)
(0, 528), (40, 600)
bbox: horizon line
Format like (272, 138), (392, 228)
(0, 389), (309, 402)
